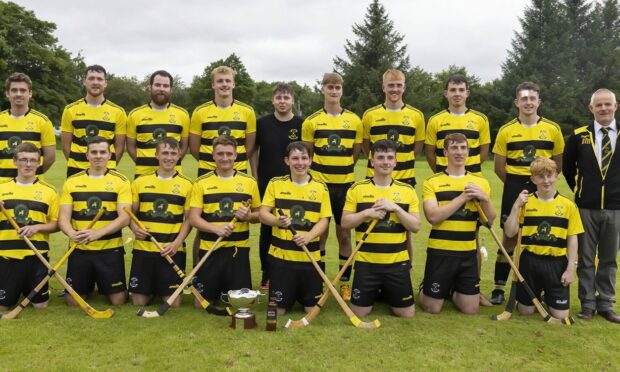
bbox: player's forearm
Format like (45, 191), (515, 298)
(58, 215), (77, 238)
(362, 140), (370, 156)
(172, 219), (192, 246)
(566, 235), (578, 271)
(32, 221), (59, 234)
(61, 132), (72, 159)
(424, 196), (468, 225)
(95, 213), (129, 238)
(425, 146), (437, 172)
(246, 208), (260, 224)
(479, 199), (496, 226)
(114, 135), (126, 163)
(479, 144), (489, 163)
(414, 141), (424, 157)
(494, 156), (507, 183)
(189, 134), (200, 160)
(340, 210), (370, 229)
(125, 138), (137, 162)
(305, 218), (329, 241)
(249, 150), (259, 179)
(180, 136), (189, 160)
(503, 207), (520, 238)
(41, 146), (56, 172)
(394, 209), (420, 233)
(259, 207), (279, 227)
(189, 213), (221, 234)
(352, 143), (362, 163)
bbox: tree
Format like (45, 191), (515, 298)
(333, 0), (411, 115)
(0, 1), (84, 125)
(187, 53), (256, 112)
(104, 75), (147, 112)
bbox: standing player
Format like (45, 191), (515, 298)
(419, 133), (495, 315)
(342, 139), (421, 318)
(259, 141), (331, 314)
(0, 143), (59, 311)
(128, 138), (193, 307)
(425, 75), (490, 174)
(362, 68), (425, 264)
(302, 72), (363, 300)
(0, 73), (55, 182)
(564, 88), (620, 323)
(188, 135), (260, 307)
(491, 82), (564, 304)
(61, 65), (127, 177)
(504, 157), (583, 319)
(250, 83), (304, 289)
(58, 136), (131, 306)
(126, 70), (190, 178)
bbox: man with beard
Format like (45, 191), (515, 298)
(250, 83), (304, 288)
(61, 65), (127, 177)
(126, 70), (190, 178)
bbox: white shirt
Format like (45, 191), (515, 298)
(594, 120), (617, 167)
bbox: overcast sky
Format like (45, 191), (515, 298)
(16, 0), (530, 86)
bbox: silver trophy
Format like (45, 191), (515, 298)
(221, 288), (264, 330)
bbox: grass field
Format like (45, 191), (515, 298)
(1, 151), (619, 371)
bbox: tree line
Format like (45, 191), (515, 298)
(1, 0), (618, 138)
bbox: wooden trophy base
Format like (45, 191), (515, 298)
(231, 314), (256, 330)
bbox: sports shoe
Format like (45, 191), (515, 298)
(57, 289), (66, 297)
(260, 280), (269, 291)
(490, 289), (505, 305)
(340, 284), (351, 301)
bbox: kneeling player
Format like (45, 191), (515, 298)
(341, 139), (421, 318)
(0, 143), (59, 310)
(129, 138), (193, 307)
(504, 157), (583, 319)
(188, 135), (260, 308)
(419, 133), (495, 314)
(259, 142), (331, 314)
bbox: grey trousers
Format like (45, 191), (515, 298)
(577, 208), (620, 312)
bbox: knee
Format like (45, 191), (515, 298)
(351, 305), (372, 317)
(109, 292), (127, 306)
(517, 304), (535, 315)
(393, 306), (415, 318)
(32, 301), (49, 309)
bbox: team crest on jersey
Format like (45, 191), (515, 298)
(467, 120), (475, 130)
(235, 183), (244, 192)
(290, 205), (312, 229)
(102, 111), (111, 122)
(26, 121), (34, 131)
(531, 221), (558, 242)
(80, 196), (103, 216)
(539, 130), (547, 140)
(554, 205), (564, 217)
(322, 134), (346, 153)
(402, 115), (411, 126)
(85, 124), (99, 138)
(288, 129), (299, 140)
(3, 136), (22, 154)
(172, 184), (181, 195)
(152, 128), (167, 141)
(105, 182), (114, 192)
(33, 190), (43, 201)
(516, 145), (537, 163)
(581, 134), (591, 145)
(146, 198), (173, 219)
(14, 204), (33, 225)
(233, 112), (241, 121)
(214, 197), (234, 218)
(342, 120), (350, 129)
(169, 114), (176, 124)
(218, 126), (232, 137)
(392, 192), (401, 203)
(308, 190), (317, 201)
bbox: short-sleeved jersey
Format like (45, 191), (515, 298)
(61, 99), (127, 172)
(301, 109), (363, 184)
(60, 170), (132, 251)
(519, 192), (584, 257)
(262, 175), (332, 263)
(493, 118), (564, 176)
(131, 171), (193, 253)
(344, 179), (419, 268)
(362, 104), (426, 180)
(425, 109), (491, 175)
(189, 171), (260, 250)
(127, 104), (190, 177)
(189, 100), (256, 173)
(423, 172), (491, 252)
(0, 178), (58, 259)
(0, 109), (56, 182)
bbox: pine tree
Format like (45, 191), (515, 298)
(333, 0), (411, 115)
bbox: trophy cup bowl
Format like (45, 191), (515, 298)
(221, 288), (264, 329)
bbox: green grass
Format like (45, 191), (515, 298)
(1, 152), (619, 371)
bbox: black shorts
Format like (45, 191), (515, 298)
(195, 248), (251, 302)
(66, 248), (127, 295)
(422, 248), (480, 299)
(0, 255), (49, 307)
(516, 250), (570, 310)
(129, 250), (186, 297)
(500, 174), (536, 228)
(268, 256), (322, 309)
(326, 182), (352, 225)
(351, 265), (414, 308)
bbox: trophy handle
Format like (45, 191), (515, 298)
(220, 293), (230, 304)
(256, 292), (266, 304)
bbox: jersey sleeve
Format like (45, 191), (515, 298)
(567, 202), (584, 235)
(343, 186), (357, 212)
(250, 181), (261, 208)
(246, 108), (257, 134)
(320, 186), (332, 218)
(424, 117), (437, 146)
(47, 192), (60, 221)
(59, 181), (73, 205)
(415, 112), (426, 142)
(362, 112), (372, 140)
(492, 127), (507, 156)
(301, 118), (315, 142)
(126, 112), (137, 139)
(408, 189), (420, 213)
(189, 182), (203, 209)
(115, 108), (127, 136)
(131, 180), (139, 203)
(262, 180), (276, 207)
(190, 109), (202, 136)
(117, 180), (132, 205)
(479, 116), (491, 145)
(61, 107), (73, 133)
(40, 117), (56, 147)
(180, 111), (190, 137)
(354, 117), (363, 144)
(552, 126), (565, 155)
(422, 179), (437, 202)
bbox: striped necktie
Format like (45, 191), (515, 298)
(601, 127), (612, 176)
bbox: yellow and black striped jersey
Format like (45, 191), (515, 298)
(362, 104), (426, 180)
(301, 109), (363, 184)
(0, 178), (58, 259)
(189, 100), (256, 173)
(0, 109), (55, 182)
(344, 178), (419, 267)
(61, 99), (127, 172)
(127, 103), (190, 176)
(425, 109), (490, 175)
(189, 171), (260, 250)
(493, 117), (564, 176)
(423, 172), (491, 252)
(131, 171), (193, 252)
(519, 192), (584, 257)
(59, 169), (132, 251)
(262, 175), (332, 263)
